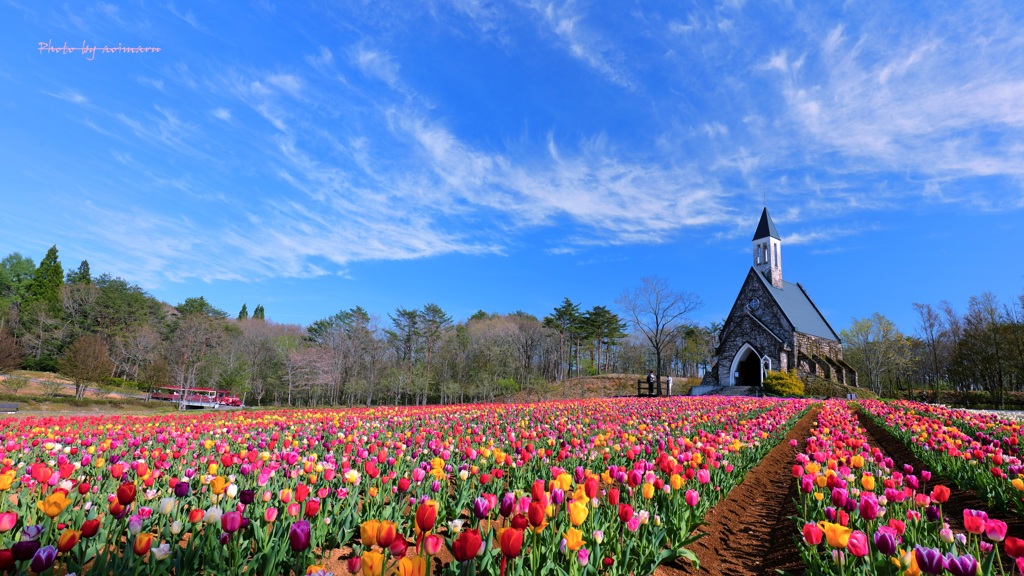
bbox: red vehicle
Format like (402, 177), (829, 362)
(150, 386), (243, 407)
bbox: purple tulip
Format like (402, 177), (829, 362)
(914, 546), (946, 576)
(874, 529), (897, 556)
(574, 466), (585, 483)
(824, 507), (837, 522)
(21, 525), (43, 541)
(500, 493), (516, 517)
(551, 488), (564, 505)
(11, 540), (41, 561)
(289, 520), (311, 551)
(240, 489), (255, 506)
(175, 481), (191, 497)
(925, 505), (941, 523)
(945, 554), (977, 576)
(472, 497), (491, 519)
(29, 545), (56, 573)
(831, 488), (848, 507)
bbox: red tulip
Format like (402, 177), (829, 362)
(117, 483), (137, 506)
(452, 529), (483, 562)
(802, 523), (823, 545)
(304, 499), (320, 518)
(499, 528), (524, 558)
(510, 513), (528, 530)
(930, 485), (950, 504)
(618, 504), (633, 523)
(1005, 537), (1024, 559)
(415, 501), (438, 533)
(528, 501), (546, 528)
(389, 534), (409, 557)
(80, 518), (101, 539)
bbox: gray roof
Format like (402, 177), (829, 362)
(753, 270), (840, 341)
(752, 207), (781, 241)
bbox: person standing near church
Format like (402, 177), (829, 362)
(666, 375), (673, 397)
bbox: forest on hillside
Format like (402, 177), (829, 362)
(0, 246), (716, 406)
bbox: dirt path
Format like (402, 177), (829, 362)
(656, 406), (820, 576)
(856, 410), (1024, 538)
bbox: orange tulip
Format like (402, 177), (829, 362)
(361, 551), (384, 576)
(819, 521), (852, 549)
(57, 529), (81, 553)
(133, 533), (154, 556)
(361, 520), (380, 546)
(398, 555), (426, 576)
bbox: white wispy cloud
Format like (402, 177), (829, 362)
(46, 90), (88, 104)
(766, 4), (1024, 207)
(351, 45), (401, 88)
(526, 0), (632, 88)
(212, 107), (231, 121)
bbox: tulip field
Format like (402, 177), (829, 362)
(794, 399), (1024, 576)
(0, 396), (1023, 576)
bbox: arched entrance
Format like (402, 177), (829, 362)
(730, 343), (764, 386)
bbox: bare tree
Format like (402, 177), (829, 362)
(912, 302), (945, 399)
(0, 329), (24, 374)
(616, 276), (703, 394)
(59, 334), (115, 399)
(167, 315), (223, 409)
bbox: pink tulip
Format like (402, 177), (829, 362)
(684, 489), (699, 507)
(986, 519), (1008, 542)
(847, 531), (869, 557)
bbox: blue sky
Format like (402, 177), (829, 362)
(2, 1), (1023, 334)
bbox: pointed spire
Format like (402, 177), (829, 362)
(751, 207), (780, 241)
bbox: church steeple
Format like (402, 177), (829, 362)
(752, 207), (783, 288)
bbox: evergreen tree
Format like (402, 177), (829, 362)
(238, 303), (249, 320)
(66, 260), (91, 285)
(176, 296), (228, 318)
(543, 298), (581, 380)
(252, 304), (265, 320)
(26, 245), (63, 314)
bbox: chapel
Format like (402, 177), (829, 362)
(699, 208), (857, 388)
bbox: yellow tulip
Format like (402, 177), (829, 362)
(37, 491), (72, 519)
(815, 475), (828, 488)
(860, 475), (875, 491)
(211, 476), (228, 495)
(556, 473), (573, 492)
(818, 521), (852, 549)
(1012, 478), (1024, 491)
(669, 474), (683, 490)
(642, 483), (655, 500)
(0, 471), (15, 491)
(563, 527), (586, 551)
(568, 500), (588, 526)
(850, 455), (865, 469)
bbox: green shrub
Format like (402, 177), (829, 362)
(803, 376), (878, 399)
(763, 370), (805, 397)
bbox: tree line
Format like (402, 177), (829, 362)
(841, 291), (1024, 407)
(0, 247), (714, 406)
